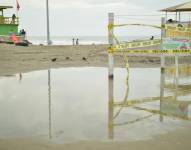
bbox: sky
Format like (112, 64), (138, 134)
(0, 0), (189, 36)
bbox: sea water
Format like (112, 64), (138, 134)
(28, 36), (160, 45)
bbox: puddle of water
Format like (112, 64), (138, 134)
(0, 67), (190, 143)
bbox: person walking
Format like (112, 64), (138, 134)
(72, 38), (75, 46)
(21, 29), (26, 40)
(76, 38), (79, 45)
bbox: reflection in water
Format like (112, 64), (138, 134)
(0, 67), (191, 142)
(108, 77), (113, 139)
(108, 63), (191, 139)
(160, 57), (165, 122)
(18, 73), (22, 83)
(48, 70), (52, 139)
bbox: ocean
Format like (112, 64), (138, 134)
(28, 36), (160, 45)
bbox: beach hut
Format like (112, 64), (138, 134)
(0, 5), (19, 36)
(160, 1), (191, 22)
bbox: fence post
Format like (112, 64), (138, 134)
(108, 12), (114, 139)
(160, 17), (166, 122)
(108, 13), (114, 78)
(175, 55), (179, 100)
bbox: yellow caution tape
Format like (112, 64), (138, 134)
(108, 23), (191, 33)
(113, 96), (164, 107)
(107, 23), (191, 53)
(113, 114), (154, 126)
(166, 30), (191, 38)
(108, 46), (115, 54)
(165, 24), (191, 33)
(113, 23), (161, 29)
(113, 49), (191, 54)
(165, 65), (191, 77)
(133, 106), (191, 121)
(110, 23), (191, 31)
(114, 39), (161, 49)
(108, 23), (114, 30)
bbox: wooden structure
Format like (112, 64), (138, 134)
(0, 6), (19, 35)
(160, 1), (191, 22)
(107, 8), (191, 138)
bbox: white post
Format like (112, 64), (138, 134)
(174, 55), (179, 100)
(46, 0), (51, 45)
(160, 17), (166, 122)
(175, 12), (177, 21)
(179, 12), (181, 22)
(108, 12), (114, 139)
(108, 13), (114, 78)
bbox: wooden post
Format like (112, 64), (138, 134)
(108, 13), (114, 78)
(108, 77), (114, 139)
(160, 17), (166, 122)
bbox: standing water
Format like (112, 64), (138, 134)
(0, 67), (190, 143)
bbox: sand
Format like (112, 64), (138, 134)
(0, 43), (189, 76)
(0, 44), (191, 76)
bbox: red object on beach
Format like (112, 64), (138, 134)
(16, 0), (20, 11)
(11, 34), (19, 44)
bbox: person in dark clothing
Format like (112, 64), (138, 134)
(72, 38), (75, 46)
(150, 36), (154, 40)
(12, 14), (16, 24)
(21, 29), (26, 40)
(76, 38), (79, 45)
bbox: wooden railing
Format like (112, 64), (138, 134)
(0, 17), (19, 25)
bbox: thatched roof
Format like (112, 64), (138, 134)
(0, 6), (13, 11)
(160, 1), (191, 12)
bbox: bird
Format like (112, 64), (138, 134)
(51, 58), (57, 62)
(82, 57), (87, 61)
(65, 57), (70, 60)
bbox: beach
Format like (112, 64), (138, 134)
(0, 43), (190, 76)
(1, 0), (191, 149)
(0, 43), (191, 150)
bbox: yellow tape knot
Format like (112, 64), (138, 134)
(108, 24), (114, 30)
(108, 46), (115, 54)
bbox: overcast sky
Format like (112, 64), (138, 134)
(1, 0), (189, 36)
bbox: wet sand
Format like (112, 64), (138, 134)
(0, 128), (191, 150)
(0, 44), (160, 75)
(1, 43), (190, 76)
(0, 44), (191, 150)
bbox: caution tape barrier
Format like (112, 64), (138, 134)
(108, 23), (191, 33)
(165, 24), (191, 33)
(114, 39), (161, 49)
(108, 49), (191, 54)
